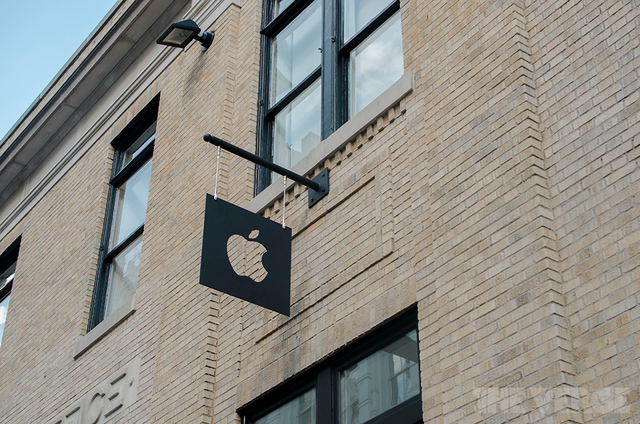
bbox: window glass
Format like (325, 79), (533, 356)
(105, 236), (142, 316)
(275, 0), (296, 15)
(343, 0), (394, 40)
(270, 0), (322, 105)
(255, 388), (316, 424)
(0, 294), (9, 348)
(340, 329), (420, 423)
(349, 12), (403, 117)
(0, 262), (15, 349)
(273, 79), (321, 171)
(110, 159), (153, 247)
(0, 262), (15, 289)
(124, 122), (156, 167)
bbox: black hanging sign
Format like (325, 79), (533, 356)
(199, 194), (292, 316)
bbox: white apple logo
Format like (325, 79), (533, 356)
(227, 229), (268, 282)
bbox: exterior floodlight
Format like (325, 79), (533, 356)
(156, 19), (214, 51)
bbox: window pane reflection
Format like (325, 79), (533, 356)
(105, 236), (142, 316)
(124, 122), (156, 167)
(349, 12), (403, 117)
(0, 262), (15, 289)
(110, 159), (153, 247)
(270, 0), (321, 105)
(275, 0), (295, 15)
(340, 329), (420, 424)
(255, 388), (316, 424)
(273, 79), (321, 171)
(0, 262), (15, 348)
(0, 294), (10, 348)
(343, 0), (394, 40)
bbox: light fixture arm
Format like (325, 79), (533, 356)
(195, 31), (214, 51)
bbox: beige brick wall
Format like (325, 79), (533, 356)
(0, 0), (637, 423)
(528, 0), (640, 421)
(408, 0), (578, 422)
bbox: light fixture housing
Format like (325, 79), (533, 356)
(156, 19), (214, 51)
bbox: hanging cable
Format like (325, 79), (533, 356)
(282, 176), (287, 229)
(214, 145), (221, 200)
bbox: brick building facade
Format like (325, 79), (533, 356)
(0, 0), (639, 422)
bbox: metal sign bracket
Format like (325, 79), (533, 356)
(204, 134), (329, 207)
(307, 168), (329, 207)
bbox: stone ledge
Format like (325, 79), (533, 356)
(246, 70), (414, 214)
(73, 294), (137, 359)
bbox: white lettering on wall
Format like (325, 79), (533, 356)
(46, 356), (141, 424)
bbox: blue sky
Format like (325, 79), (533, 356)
(0, 0), (117, 140)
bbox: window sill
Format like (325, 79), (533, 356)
(74, 294), (137, 359)
(246, 71), (413, 214)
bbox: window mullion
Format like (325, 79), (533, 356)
(316, 366), (334, 423)
(109, 143), (154, 187)
(88, 180), (118, 330)
(262, 0), (315, 36)
(321, 0), (337, 139)
(103, 224), (145, 263)
(256, 0), (273, 193)
(265, 66), (322, 119)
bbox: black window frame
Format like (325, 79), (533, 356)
(0, 237), (20, 348)
(256, 0), (402, 193)
(239, 305), (422, 424)
(88, 97), (159, 331)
